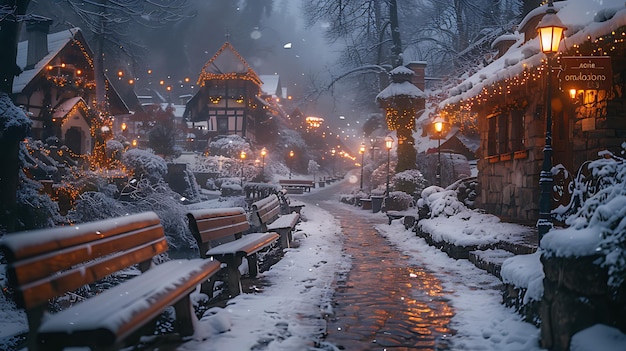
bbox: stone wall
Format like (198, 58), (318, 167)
(540, 254), (626, 351)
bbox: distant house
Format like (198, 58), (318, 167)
(183, 42), (265, 144)
(11, 17), (129, 155)
(438, 0), (626, 223)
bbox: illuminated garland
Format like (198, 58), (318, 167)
(383, 105), (417, 131)
(196, 42), (262, 87)
(442, 26), (626, 116)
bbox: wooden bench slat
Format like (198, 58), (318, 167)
(0, 211), (222, 350)
(251, 195), (301, 249)
(267, 213), (300, 231)
(1, 213), (162, 262)
(38, 259), (221, 347)
(205, 232), (279, 256)
(18, 237), (168, 310)
(187, 207), (280, 296)
(7, 224), (164, 287)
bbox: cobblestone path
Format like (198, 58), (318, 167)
(306, 182), (455, 350)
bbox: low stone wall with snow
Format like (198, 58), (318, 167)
(540, 254), (626, 351)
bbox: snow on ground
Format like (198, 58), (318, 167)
(177, 204), (348, 350)
(2, 184), (625, 350)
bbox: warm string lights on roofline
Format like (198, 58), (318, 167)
(442, 26), (626, 117)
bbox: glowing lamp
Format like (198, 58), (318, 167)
(537, 2), (566, 54)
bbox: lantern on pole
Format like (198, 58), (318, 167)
(536, 0), (566, 240)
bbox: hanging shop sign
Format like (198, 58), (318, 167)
(560, 56), (612, 91)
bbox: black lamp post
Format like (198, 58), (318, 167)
(385, 136), (394, 201)
(240, 150), (246, 185)
(288, 150), (294, 179)
(359, 142), (366, 190)
(536, 0), (566, 240)
(260, 147), (267, 180)
(433, 116), (445, 187)
(331, 148), (336, 176)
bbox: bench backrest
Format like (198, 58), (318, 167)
(0, 212), (166, 310)
(250, 195), (281, 230)
(187, 207), (250, 258)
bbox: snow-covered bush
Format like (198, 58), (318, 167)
(383, 190), (414, 211)
(446, 176), (478, 208)
(418, 186), (469, 218)
(207, 135), (251, 158)
(370, 159), (396, 192)
(122, 148), (167, 183)
(545, 147), (626, 293)
(106, 139), (125, 162)
(69, 178), (195, 250)
(392, 169), (427, 199)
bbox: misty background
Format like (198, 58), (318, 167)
(26, 0), (537, 139)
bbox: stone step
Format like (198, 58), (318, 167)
(469, 249), (516, 279)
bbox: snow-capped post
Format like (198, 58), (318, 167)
(376, 66), (425, 172)
(536, 0), (566, 241)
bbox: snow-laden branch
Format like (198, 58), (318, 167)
(327, 64), (391, 90)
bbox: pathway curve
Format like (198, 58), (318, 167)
(301, 179), (455, 350)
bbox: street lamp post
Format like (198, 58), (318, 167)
(331, 148), (336, 177)
(536, 0), (566, 240)
(385, 136), (394, 202)
(260, 147), (267, 181)
(289, 150), (294, 179)
(359, 142), (366, 190)
(433, 116), (445, 187)
(240, 150), (246, 185)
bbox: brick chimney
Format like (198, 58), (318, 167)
(25, 16), (53, 70)
(406, 61), (427, 91)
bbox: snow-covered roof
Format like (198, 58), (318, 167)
(490, 33), (521, 49)
(440, 0), (626, 109)
(52, 96), (85, 118)
(196, 42), (261, 86)
(377, 81), (425, 100)
(13, 28), (80, 94)
(376, 65), (425, 101)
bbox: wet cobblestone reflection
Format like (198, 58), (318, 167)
(322, 207), (455, 350)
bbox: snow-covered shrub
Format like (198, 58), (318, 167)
(392, 169), (427, 199)
(383, 191), (414, 211)
(69, 178), (195, 250)
(446, 176), (478, 208)
(418, 186), (469, 218)
(12, 170), (62, 230)
(547, 148), (626, 292)
(207, 135), (251, 158)
(122, 148), (167, 183)
(370, 159), (396, 192)
(339, 189), (368, 205)
(106, 139), (125, 162)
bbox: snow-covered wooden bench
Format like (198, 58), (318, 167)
(187, 207), (279, 297)
(251, 195), (300, 249)
(278, 179), (315, 193)
(0, 212), (221, 351)
(386, 209), (417, 229)
(276, 188), (306, 214)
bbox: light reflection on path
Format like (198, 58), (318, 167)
(303, 182), (455, 350)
